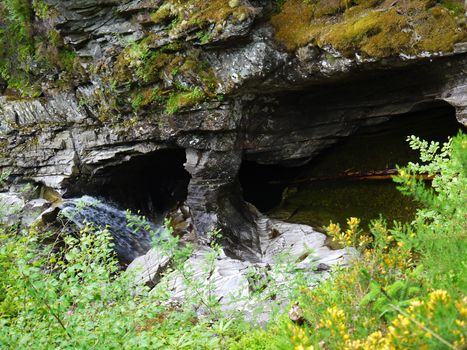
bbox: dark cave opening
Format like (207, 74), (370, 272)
(86, 149), (191, 221)
(239, 102), (462, 227)
(239, 161), (301, 213)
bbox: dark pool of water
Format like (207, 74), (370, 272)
(268, 180), (418, 230)
(248, 105), (462, 230)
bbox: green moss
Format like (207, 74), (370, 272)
(0, 0), (83, 96)
(32, 0), (51, 20)
(110, 36), (219, 116)
(131, 93), (144, 111)
(304, 0), (349, 17)
(150, 4), (173, 24)
(150, 0), (255, 43)
(130, 87), (166, 112)
(414, 6), (464, 52)
(440, 0), (465, 17)
(165, 87), (206, 115)
(270, 0), (317, 50)
(271, 0), (466, 57)
(323, 8), (412, 57)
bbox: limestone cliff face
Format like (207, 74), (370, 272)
(0, 0), (466, 249)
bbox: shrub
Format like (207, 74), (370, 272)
(235, 132), (466, 349)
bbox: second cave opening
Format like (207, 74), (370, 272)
(239, 102), (462, 229)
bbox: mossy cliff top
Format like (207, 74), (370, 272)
(271, 0), (466, 57)
(0, 0), (255, 114)
(150, 0), (256, 38)
(1, 0), (466, 116)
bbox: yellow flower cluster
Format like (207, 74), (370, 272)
(427, 289), (450, 310)
(291, 225), (464, 350)
(361, 241), (412, 278)
(326, 217), (373, 248)
(347, 217), (360, 232)
(289, 324), (314, 350)
(345, 330), (393, 350)
(456, 296), (467, 318)
(319, 306), (350, 342)
(326, 222), (342, 240)
(382, 253), (405, 270)
(346, 290), (466, 349)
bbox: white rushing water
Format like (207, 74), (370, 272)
(60, 196), (163, 265)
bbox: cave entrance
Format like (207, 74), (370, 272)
(87, 149), (190, 222)
(239, 101), (462, 229)
(239, 161), (300, 213)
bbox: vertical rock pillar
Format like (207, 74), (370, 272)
(184, 149), (261, 258)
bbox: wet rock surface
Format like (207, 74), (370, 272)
(59, 196), (158, 265)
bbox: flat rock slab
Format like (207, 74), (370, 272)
(0, 193), (25, 226)
(133, 218), (355, 320)
(127, 247), (171, 287)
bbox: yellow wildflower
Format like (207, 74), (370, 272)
(347, 217), (360, 228)
(295, 346), (314, 350)
(427, 289), (450, 310)
(455, 297), (467, 317)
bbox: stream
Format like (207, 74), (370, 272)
(60, 196), (162, 265)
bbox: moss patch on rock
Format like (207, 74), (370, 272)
(271, 0), (466, 57)
(150, 0), (256, 43)
(0, 0), (85, 97)
(165, 87), (206, 115)
(105, 38), (220, 118)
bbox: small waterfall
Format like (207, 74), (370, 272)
(60, 196), (163, 265)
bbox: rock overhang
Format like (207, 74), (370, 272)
(0, 0), (466, 244)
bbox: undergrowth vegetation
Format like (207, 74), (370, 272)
(0, 222), (249, 349)
(0, 132), (466, 349)
(233, 132), (467, 349)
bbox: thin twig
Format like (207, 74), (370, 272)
(389, 304), (458, 350)
(23, 273), (72, 339)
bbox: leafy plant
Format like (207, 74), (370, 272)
(393, 132), (467, 288)
(234, 132), (467, 349)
